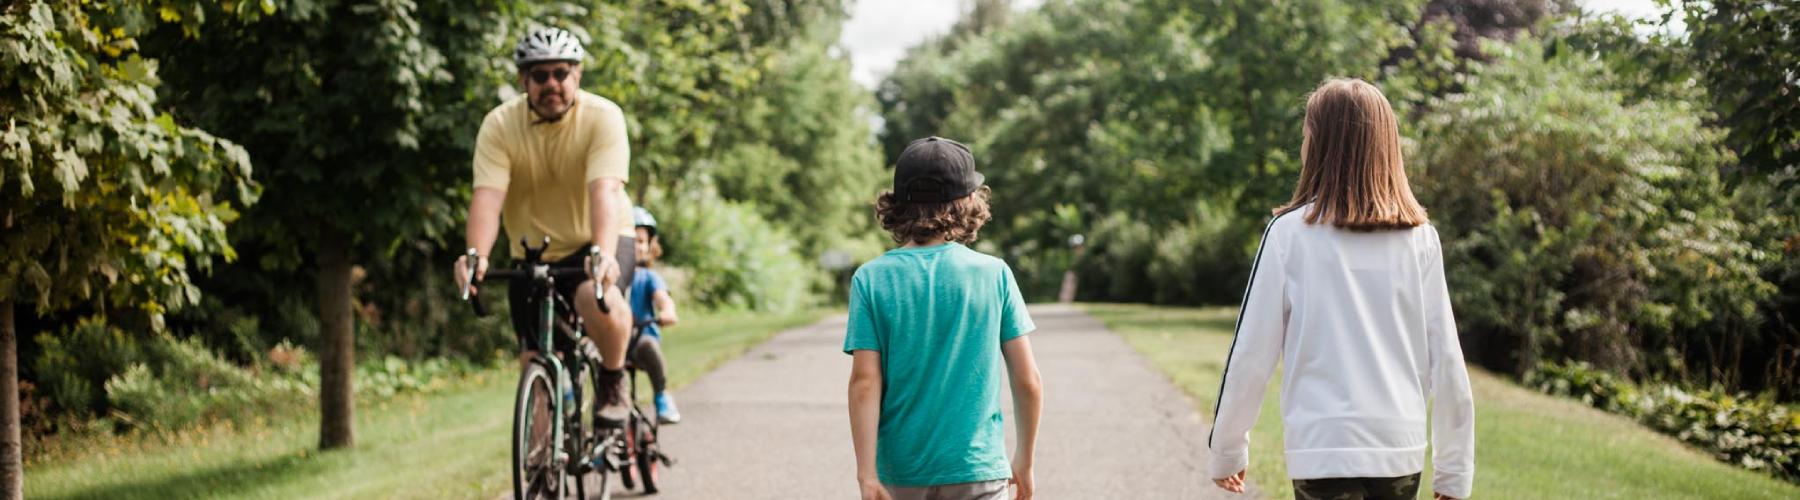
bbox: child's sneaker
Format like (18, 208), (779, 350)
(655, 392), (681, 424)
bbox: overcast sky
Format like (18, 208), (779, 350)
(838, 0), (1671, 90)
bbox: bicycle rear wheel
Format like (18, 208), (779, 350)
(635, 416), (660, 494)
(512, 362), (566, 500)
(618, 416), (637, 491)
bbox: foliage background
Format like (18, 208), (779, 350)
(5, 0), (1797, 485)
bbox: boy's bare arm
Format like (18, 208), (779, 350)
(848, 350), (886, 491)
(1001, 336), (1043, 470)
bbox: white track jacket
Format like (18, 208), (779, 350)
(1207, 207), (1476, 499)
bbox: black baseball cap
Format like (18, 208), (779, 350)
(893, 136), (984, 203)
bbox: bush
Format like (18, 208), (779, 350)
(31, 319), (148, 419)
(355, 355), (490, 400)
(1078, 196), (1256, 306)
(1412, 37), (1772, 379)
(657, 186), (820, 313)
(356, 240), (517, 361)
(31, 291), (509, 435)
(104, 336), (314, 432)
(1077, 212), (1158, 304)
(1145, 198), (1257, 305)
(96, 333), (488, 433)
(1527, 361), (1800, 482)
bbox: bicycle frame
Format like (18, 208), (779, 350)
(466, 239), (610, 481)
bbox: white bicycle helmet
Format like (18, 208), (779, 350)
(513, 27), (586, 68)
(633, 206), (658, 238)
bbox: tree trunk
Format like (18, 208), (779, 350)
(1, 300), (20, 500)
(317, 234), (357, 450)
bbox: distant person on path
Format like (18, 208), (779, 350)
(1207, 79), (1477, 500)
(628, 206), (683, 424)
(844, 137), (1045, 500)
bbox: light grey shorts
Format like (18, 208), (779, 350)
(885, 479), (1010, 500)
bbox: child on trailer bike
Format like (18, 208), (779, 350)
(628, 206), (683, 424)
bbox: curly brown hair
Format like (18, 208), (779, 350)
(875, 186), (993, 245)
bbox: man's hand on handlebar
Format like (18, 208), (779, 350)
(585, 247), (621, 293)
(457, 249), (489, 298)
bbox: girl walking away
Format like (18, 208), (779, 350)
(628, 207), (682, 424)
(1207, 79), (1476, 500)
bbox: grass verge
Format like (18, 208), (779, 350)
(1082, 303), (1800, 500)
(25, 309), (824, 499)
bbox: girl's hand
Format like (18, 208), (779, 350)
(1212, 469), (1246, 493)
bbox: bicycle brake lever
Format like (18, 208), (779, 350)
(590, 247), (611, 314)
(461, 248), (479, 301)
(463, 249), (490, 317)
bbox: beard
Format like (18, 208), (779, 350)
(529, 90), (572, 123)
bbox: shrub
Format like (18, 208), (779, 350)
(31, 319), (148, 419)
(1078, 196), (1256, 306)
(100, 334), (487, 433)
(104, 336), (313, 432)
(1528, 361), (1800, 482)
(1413, 37), (1771, 379)
(657, 186), (819, 313)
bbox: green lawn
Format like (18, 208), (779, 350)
(1082, 303), (1800, 500)
(24, 309), (825, 500)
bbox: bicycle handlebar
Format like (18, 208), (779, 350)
(462, 243), (612, 318)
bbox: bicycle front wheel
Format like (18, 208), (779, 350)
(579, 342), (614, 499)
(512, 362), (566, 500)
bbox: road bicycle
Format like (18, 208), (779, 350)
(463, 239), (670, 499)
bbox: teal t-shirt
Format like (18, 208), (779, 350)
(842, 242), (1036, 487)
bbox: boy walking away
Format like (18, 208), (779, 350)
(845, 137), (1045, 500)
(1207, 79), (1476, 500)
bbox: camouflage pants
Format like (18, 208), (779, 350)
(1292, 473), (1421, 500)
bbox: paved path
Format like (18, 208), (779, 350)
(606, 304), (1241, 499)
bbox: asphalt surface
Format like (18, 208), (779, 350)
(561, 304), (1249, 499)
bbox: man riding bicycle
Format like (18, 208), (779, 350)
(454, 26), (636, 426)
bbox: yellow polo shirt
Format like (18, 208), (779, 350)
(473, 90), (634, 260)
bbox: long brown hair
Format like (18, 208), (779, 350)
(1274, 78), (1427, 230)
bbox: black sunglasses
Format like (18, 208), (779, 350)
(529, 68), (571, 84)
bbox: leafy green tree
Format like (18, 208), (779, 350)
(1412, 37), (1771, 380)
(548, 0), (841, 203)
(712, 19), (885, 270)
(1666, 0), (1800, 397)
(1535, 4), (1800, 395)
(536, 0), (878, 309)
(1678, 0), (1799, 182)
(879, 0), (1424, 299)
(875, 0), (1015, 164)
(0, 1), (257, 495)
(142, 0), (524, 450)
